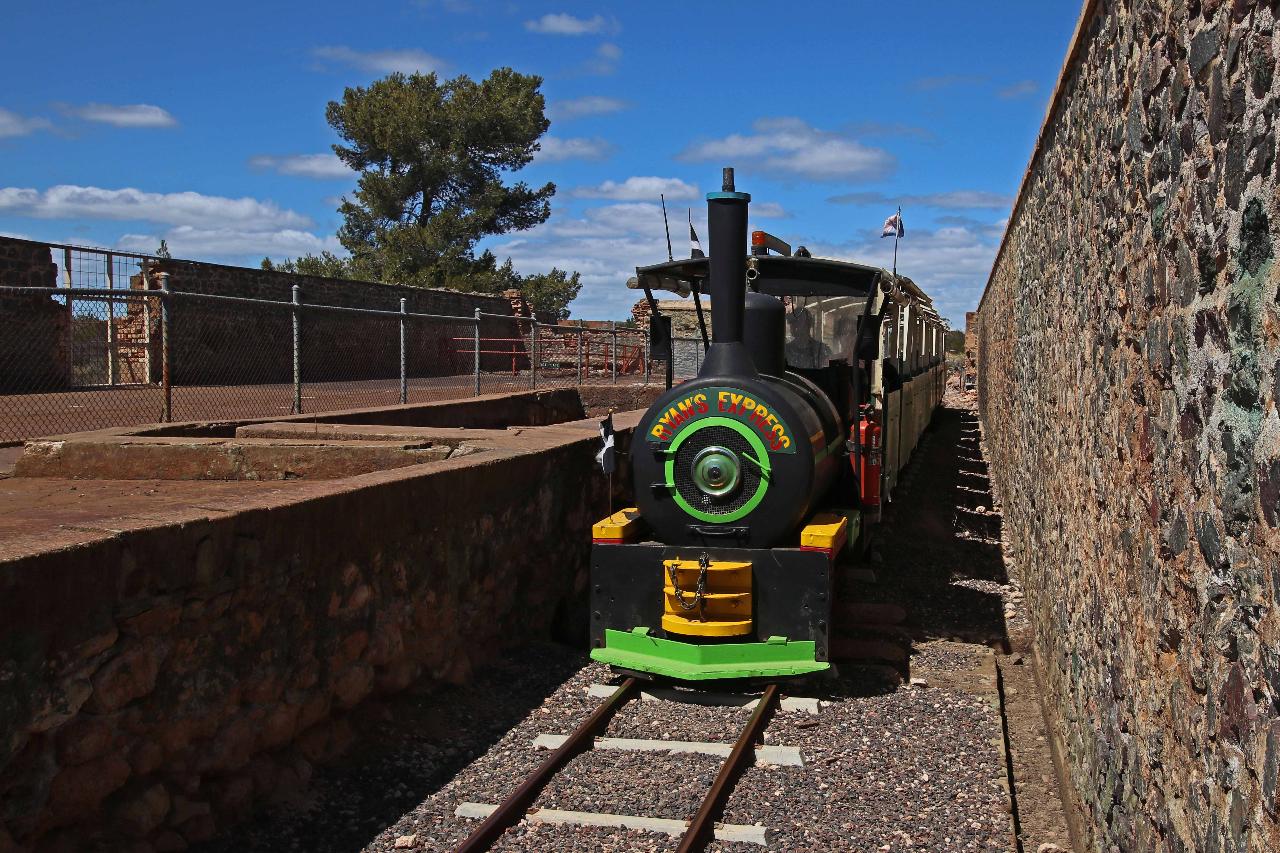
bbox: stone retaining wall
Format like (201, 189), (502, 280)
(976, 1), (1280, 850)
(0, 411), (636, 851)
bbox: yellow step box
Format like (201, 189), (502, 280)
(661, 558), (752, 638)
(592, 507), (643, 543)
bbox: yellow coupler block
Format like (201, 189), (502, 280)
(799, 512), (849, 555)
(662, 559), (752, 637)
(592, 508), (643, 543)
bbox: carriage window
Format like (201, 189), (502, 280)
(782, 295), (867, 369)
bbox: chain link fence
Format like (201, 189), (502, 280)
(0, 263), (677, 442)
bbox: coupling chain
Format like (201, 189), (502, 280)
(668, 552), (710, 612)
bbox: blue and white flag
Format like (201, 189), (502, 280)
(597, 414), (616, 475)
(881, 212), (904, 239)
(689, 211), (705, 258)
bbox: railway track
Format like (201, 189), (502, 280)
(451, 679), (791, 852)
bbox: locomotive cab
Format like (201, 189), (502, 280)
(589, 168), (947, 682)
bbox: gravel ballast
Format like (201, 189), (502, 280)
(346, 652), (1011, 852)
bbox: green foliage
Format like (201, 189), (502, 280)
(328, 67), (554, 287)
(945, 329), (966, 353)
(155, 239), (171, 259)
(519, 267), (582, 321)
(261, 252), (368, 280)
(259, 66), (585, 319)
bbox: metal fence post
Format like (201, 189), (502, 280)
(644, 331), (651, 385)
(159, 273), (171, 422)
(473, 308), (481, 396)
(399, 298), (408, 405)
(105, 251), (116, 386)
(611, 321), (618, 384)
(576, 327), (583, 383)
(292, 285), (302, 414)
(141, 265), (152, 381)
(529, 318), (538, 390)
(64, 247), (73, 381)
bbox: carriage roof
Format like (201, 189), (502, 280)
(630, 255), (935, 314)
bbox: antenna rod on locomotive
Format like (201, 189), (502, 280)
(660, 193), (674, 262)
(700, 166), (756, 378)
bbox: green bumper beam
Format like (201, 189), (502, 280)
(591, 628), (829, 680)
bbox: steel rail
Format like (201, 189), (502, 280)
(676, 683), (780, 853)
(453, 677), (639, 852)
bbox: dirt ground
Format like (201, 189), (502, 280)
(0, 374), (642, 443)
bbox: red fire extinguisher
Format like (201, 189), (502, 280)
(856, 410), (882, 509)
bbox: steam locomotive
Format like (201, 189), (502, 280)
(590, 169), (946, 682)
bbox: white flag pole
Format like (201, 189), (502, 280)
(892, 205), (901, 278)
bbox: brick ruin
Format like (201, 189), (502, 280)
(0, 240), (65, 392)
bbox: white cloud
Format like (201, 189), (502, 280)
(494, 201), (697, 319)
(828, 190), (1013, 210)
(312, 45), (447, 75)
(999, 80), (1039, 99)
(118, 226), (343, 259)
(679, 117), (894, 181)
(249, 153), (351, 179)
(549, 95), (628, 121)
(535, 136), (615, 163)
(524, 13), (617, 35)
(751, 202), (789, 218)
(0, 185), (312, 230)
(574, 177), (698, 201)
(63, 103), (177, 128)
(809, 224), (1001, 326)
(0, 108), (52, 138)
(584, 42), (623, 74)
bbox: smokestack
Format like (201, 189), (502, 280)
(708, 168), (748, 344)
(699, 167), (754, 377)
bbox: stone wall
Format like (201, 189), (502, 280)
(0, 410), (636, 851)
(976, 1), (1280, 850)
(963, 311), (979, 390)
(0, 240), (65, 392)
(151, 256), (518, 386)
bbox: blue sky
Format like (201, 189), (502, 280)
(0, 2), (1079, 324)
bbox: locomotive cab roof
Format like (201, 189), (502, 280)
(630, 254), (934, 308)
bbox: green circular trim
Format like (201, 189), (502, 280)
(665, 416), (770, 523)
(705, 191), (751, 201)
